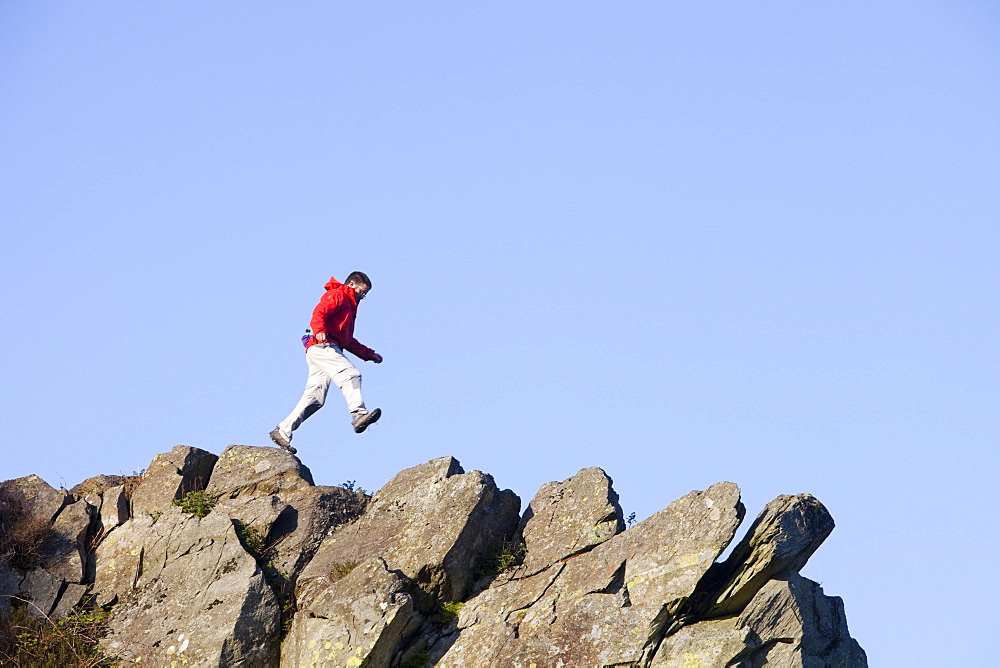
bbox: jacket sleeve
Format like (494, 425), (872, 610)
(345, 338), (377, 361)
(309, 290), (344, 336)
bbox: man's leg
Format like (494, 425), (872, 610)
(307, 343), (366, 413)
(308, 344), (381, 432)
(275, 352), (332, 441)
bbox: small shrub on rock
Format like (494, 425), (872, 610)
(234, 521), (267, 558)
(436, 601), (463, 627)
(0, 602), (115, 667)
(494, 539), (527, 573)
(171, 490), (218, 517)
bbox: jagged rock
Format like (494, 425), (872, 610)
(432, 561), (566, 663)
(282, 556), (421, 667)
(740, 573), (867, 667)
(0, 475), (70, 525)
(19, 568), (63, 617)
(652, 572), (867, 667)
(71, 474), (127, 498)
(292, 457), (520, 663)
(0, 477), (82, 618)
(234, 486), (367, 587)
(208, 444), (367, 589)
(206, 445), (314, 499)
(50, 582), (89, 619)
(99, 485), (130, 530)
(299, 457), (520, 606)
(517, 466), (624, 577)
(650, 616), (747, 667)
(456, 561), (566, 629)
(687, 493), (836, 620)
(130, 445), (218, 517)
(435, 482), (745, 666)
(42, 498), (93, 583)
(91, 514), (154, 607)
(4, 446), (867, 666)
(217, 494), (289, 543)
(98, 505), (280, 666)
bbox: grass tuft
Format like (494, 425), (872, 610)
(436, 601), (463, 627)
(0, 600), (116, 667)
(330, 561), (359, 582)
(171, 490), (217, 517)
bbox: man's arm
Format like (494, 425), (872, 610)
(345, 338), (382, 363)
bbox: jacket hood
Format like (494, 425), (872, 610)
(324, 276), (345, 291)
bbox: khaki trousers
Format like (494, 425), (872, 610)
(276, 343), (365, 440)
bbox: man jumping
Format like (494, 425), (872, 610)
(270, 272), (383, 454)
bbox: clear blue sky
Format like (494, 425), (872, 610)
(2, 3), (997, 665)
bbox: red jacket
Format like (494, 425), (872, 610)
(306, 277), (376, 361)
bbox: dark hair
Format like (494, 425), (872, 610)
(345, 271), (371, 288)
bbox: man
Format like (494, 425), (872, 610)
(269, 272), (383, 454)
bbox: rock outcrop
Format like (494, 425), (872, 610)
(0, 475), (83, 618)
(97, 506), (280, 665)
(284, 456), (521, 667)
(130, 445), (218, 517)
(0, 446), (867, 667)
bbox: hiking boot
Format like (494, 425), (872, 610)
(352, 408), (382, 433)
(269, 428), (297, 454)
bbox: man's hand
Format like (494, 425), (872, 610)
(315, 332), (327, 343)
(372, 353), (383, 364)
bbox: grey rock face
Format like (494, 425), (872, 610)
(0, 475), (70, 526)
(98, 506), (280, 666)
(99, 484), (130, 530)
(209, 446), (368, 592)
(20, 568), (64, 617)
(282, 557), (420, 668)
(70, 474), (128, 499)
(299, 456), (521, 606)
(653, 572), (867, 667)
(686, 493), (836, 620)
(43, 498), (94, 583)
(254, 485), (368, 587)
(436, 481), (746, 667)
(91, 513), (155, 607)
(737, 573), (867, 667)
(50, 582), (90, 620)
(206, 444), (314, 499)
(518, 466), (625, 577)
(290, 457), (521, 664)
(4, 447), (866, 667)
(130, 445), (218, 517)
(0, 475), (85, 619)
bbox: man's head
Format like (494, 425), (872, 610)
(345, 271), (372, 300)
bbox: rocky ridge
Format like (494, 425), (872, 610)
(0, 445), (867, 667)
